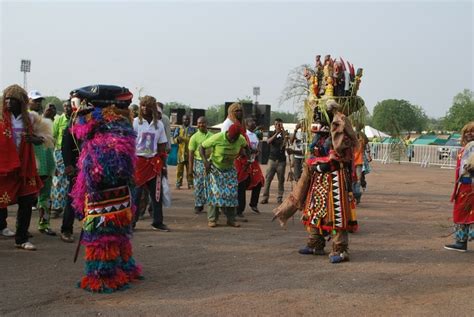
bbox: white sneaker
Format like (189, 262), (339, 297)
(1, 228), (15, 237)
(15, 241), (37, 250)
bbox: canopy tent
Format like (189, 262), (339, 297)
(211, 123), (224, 130)
(364, 126), (390, 139)
(412, 135), (446, 145)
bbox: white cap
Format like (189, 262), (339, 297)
(28, 90), (44, 100)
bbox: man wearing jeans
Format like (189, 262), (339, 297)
(59, 121), (79, 243)
(261, 118), (287, 204)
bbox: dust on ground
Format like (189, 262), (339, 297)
(1, 162), (473, 316)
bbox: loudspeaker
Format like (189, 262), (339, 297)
(170, 108), (186, 125)
(224, 102), (271, 130)
(255, 104), (271, 131)
(258, 141), (270, 164)
(191, 109), (206, 126)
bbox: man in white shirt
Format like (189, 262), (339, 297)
(133, 95), (170, 232)
(237, 117), (264, 215)
(287, 122), (306, 181)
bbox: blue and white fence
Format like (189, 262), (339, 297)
(369, 142), (461, 168)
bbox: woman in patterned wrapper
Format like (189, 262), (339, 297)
(444, 122), (474, 252)
(273, 101), (358, 263)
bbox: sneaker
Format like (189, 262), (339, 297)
(226, 221), (241, 228)
(236, 214), (248, 222)
(329, 251), (349, 263)
(260, 198), (268, 204)
(152, 223), (170, 232)
(208, 221), (217, 228)
(444, 241), (467, 252)
(298, 246), (325, 256)
(250, 206), (260, 214)
(15, 241), (36, 251)
(1, 228), (15, 237)
(60, 232), (75, 243)
(39, 227), (57, 236)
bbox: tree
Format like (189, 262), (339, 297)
(279, 64), (310, 114)
(163, 101), (191, 116)
(372, 99), (428, 135)
(443, 89), (474, 132)
(205, 104), (226, 126)
(43, 96), (64, 113)
(426, 117), (444, 133)
(270, 111), (298, 123)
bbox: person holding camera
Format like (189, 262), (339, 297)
(261, 118), (287, 204)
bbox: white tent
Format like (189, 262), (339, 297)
(211, 123), (224, 130)
(364, 125), (390, 138)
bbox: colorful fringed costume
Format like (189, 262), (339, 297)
(274, 54), (365, 263)
(274, 111), (358, 263)
(69, 85), (142, 292)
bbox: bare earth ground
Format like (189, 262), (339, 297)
(1, 162), (473, 316)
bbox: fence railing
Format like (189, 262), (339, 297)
(369, 142), (461, 168)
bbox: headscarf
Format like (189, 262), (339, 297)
(138, 95), (159, 129)
(227, 102), (243, 124)
(228, 123), (242, 140)
(2, 84), (31, 132)
(461, 122), (474, 146)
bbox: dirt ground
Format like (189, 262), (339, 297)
(1, 162), (473, 316)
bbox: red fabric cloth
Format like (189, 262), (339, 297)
(134, 155), (165, 188)
(0, 114), (20, 174)
(451, 148), (474, 224)
(0, 110), (42, 207)
(234, 128), (264, 188)
(228, 123), (242, 139)
(0, 171), (42, 208)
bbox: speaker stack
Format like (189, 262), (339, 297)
(224, 102), (271, 131)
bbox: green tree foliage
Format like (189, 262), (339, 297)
(43, 96), (64, 113)
(426, 117), (444, 133)
(270, 111), (298, 123)
(443, 89), (474, 132)
(372, 99), (428, 135)
(163, 101), (191, 116)
(206, 104), (226, 126)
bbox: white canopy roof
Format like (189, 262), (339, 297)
(364, 125), (390, 138)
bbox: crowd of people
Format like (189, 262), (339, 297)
(1, 83), (471, 292)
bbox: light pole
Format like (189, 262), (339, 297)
(20, 59), (31, 90)
(253, 86), (260, 105)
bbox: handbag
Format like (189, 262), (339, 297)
(161, 176), (172, 207)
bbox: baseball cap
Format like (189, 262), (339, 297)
(28, 90), (44, 100)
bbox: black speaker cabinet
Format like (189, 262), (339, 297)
(170, 108), (186, 125)
(224, 102), (271, 130)
(258, 141), (270, 164)
(191, 109), (206, 126)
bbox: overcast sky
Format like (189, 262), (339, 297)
(1, 0), (472, 117)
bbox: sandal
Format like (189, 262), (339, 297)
(39, 228), (57, 236)
(15, 241), (37, 251)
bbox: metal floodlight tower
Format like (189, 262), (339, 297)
(253, 86), (260, 104)
(20, 59), (31, 90)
